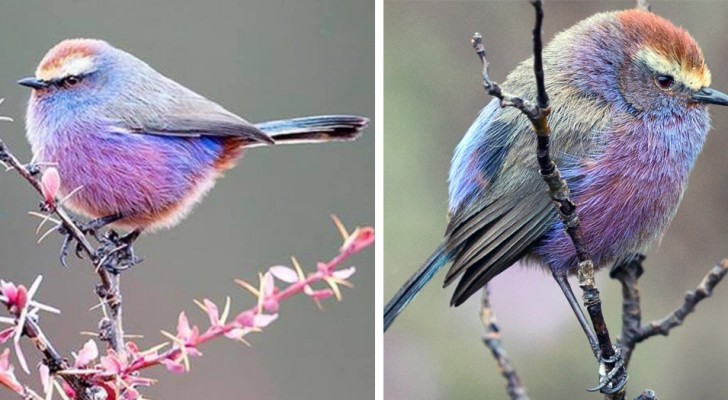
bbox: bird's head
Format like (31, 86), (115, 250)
(558, 10), (727, 117)
(614, 10), (727, 115)
(18, 38), (131, 120)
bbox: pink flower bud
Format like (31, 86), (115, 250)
(40, 167), (60, 207)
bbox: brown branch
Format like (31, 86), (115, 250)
(471, 1), (626, 396)
(0, 140), (125, 356)
(612, 257), (728, 367)
(480, 287), (529, 400)
(1, 291), (93, 399)
(23, 319), (94, 399)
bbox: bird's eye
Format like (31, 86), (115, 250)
(655, 74), (675, 91)
(62, 75), (81, 87)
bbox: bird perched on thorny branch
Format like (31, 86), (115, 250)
(18, 38), (367, 267)
(385, 9), (728, 334)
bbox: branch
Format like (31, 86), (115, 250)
(612, 257), (728, 366)
(0, 219), (373, 400)
(480, 287), (529, 400)
(471, 1), (625, 396)
(0, 279), (94, 400)
(0, 138), (125, 356)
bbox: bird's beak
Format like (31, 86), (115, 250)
(692, 87), (728, 106)
(17, 77), (49, 90)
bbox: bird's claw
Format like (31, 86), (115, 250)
(55, 215), (126, 267)
(95, 230), (142, 274)
(59, 231), (72, 268)
(586, 346), (627, 394)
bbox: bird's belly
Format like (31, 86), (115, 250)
(533, 154), (687, 273)
(38, 130), (232, 231)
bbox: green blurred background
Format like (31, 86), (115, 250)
(385, 1), (728, 399)
(0, 1), (373, 399)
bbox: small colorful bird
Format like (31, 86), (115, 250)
(18, 38), (367, 261)
(385, 9), (728, 331)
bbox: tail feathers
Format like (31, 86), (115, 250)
(253, 115), (368, 146)
(384, 244), (450, 331)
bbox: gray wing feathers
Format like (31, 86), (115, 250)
(447, 192), (554, 306)
(106, 57), (273, 144)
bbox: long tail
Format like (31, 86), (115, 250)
(253, 115), (368, 146)
(384, 244), (450, 331)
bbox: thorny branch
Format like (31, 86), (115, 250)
(0, 278), (94, 399)
(0, 138), (127, 359)
(480, 288), (529, 400)
(0, 217), (373, 400)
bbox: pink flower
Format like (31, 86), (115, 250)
(342, 226), (375, 253)
(40, 167), (60, 207)
(233, 310), (278, 331)
(160, 358), (186, 375)
(269, 266), (299, 283)
(99, 349), (126, 375)
(333, 266), (356, 280)
(175, 312), (200, 347)
(0, 281), (27, 313)
(74, 339), (98, 368)
(202, 299), (222, 328)
(0, 349), (22, 394)
(0, 328), (13, 344)
(304, 288), (335, 302)
(261, 272), (279, 313)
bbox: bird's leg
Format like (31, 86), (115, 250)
(96, 229), (143, 274)
(553, 270), (628, 393)
(551, 270), (600, 357)
(82, 214), (125, 238)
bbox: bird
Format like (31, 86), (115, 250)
(384, 9), (728, 333)
(18, 38), (367, 264)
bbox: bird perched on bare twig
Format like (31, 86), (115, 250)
(385, 9), (727, 332)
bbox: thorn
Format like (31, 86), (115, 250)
(291, 256), (306, 281)
(235, 279), (260, 298)
(36, 225), (60, 244)
(331, 214), (349, 241)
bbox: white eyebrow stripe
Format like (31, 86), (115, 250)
(36, 55), (95, 81)
(60, 56), (94, 77)
(636, 48), (711, 90)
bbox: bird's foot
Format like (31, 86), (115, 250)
(586, 346), (628, 394)
(57, 216), (122, 266)
(95, 230), (143, 274)
(57, 218), (90, 267)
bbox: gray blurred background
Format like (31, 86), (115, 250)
(385, 1), (728, 399)
(0, 1), (373, 399)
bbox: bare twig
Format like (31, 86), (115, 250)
(471, 0), (626, 396)
(610, 254), (645, 366)
(613, 257), (728, 366)
(480, 287), (529, 400)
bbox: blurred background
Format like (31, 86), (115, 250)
(385, 1), (728, 399)
(0, 1), (373, 399)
